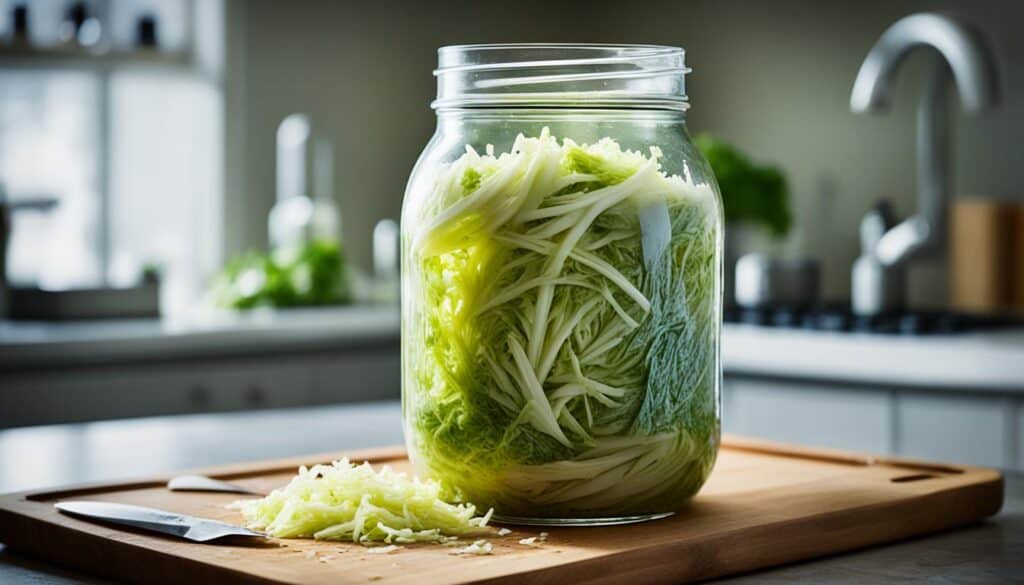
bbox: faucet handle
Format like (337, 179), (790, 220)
(858, 201), (897, 254)
(875, 215), (932, 266)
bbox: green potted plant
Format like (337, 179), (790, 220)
(695, 134), (792, 306)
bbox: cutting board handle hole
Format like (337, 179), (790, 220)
(891, 473), (937, 483)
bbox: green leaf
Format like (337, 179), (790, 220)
(694, 133), (792, 237)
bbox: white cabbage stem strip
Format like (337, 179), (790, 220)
(494, 234), (651, 316)
(517, 173), (657, 223)
(475, 276), (590, 316)
(498, 433), (690, 506)
(535, 297), (601, 384)
(482, 130), (553, 234)
(414, 134), (530, 256)
(525, 209), (585, 240)
(543, 173), (599, 200)
(508, 337), (572, 447)
(582, 230), (635, 251)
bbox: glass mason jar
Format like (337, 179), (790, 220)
(401, 44), (723, 525)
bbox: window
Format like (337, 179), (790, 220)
(0, 71), (102, 288)
(0, 0), (222, 313)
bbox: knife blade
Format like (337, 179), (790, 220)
(55, 501), (265, 542)
(167, 474), (264, 495)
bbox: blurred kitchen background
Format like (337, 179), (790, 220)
(1, 1), (1023, 471)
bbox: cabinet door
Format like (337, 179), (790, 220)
(0, 348), (398, 427)
(309, 350), (401, 405)
(184, 360), (314, 412)
(0, 367), (201, 427)
(896, 393), (1010, 469)
(724, 377), (892, 454)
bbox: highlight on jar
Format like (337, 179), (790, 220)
(400, 44), (724, 525)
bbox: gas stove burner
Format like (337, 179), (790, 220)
(725, 304), (1022, 335)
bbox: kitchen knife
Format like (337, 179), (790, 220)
(167, 474), (264, 495)
(55, 501), (265, 542)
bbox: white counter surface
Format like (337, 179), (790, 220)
(722, 324), (1024, 392)
(0, 305), (399, 370)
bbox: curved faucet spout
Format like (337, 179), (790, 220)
(850, 12), (998, 267)
(851, 12), (998, 114)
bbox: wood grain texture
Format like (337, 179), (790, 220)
(949, 199), (1014, 313)
(0, 435), (1003, 585)
(1012, 204), (1024, 313)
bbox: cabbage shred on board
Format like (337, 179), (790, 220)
(404, 129), (721, 518)
(232, 458), (493, 543)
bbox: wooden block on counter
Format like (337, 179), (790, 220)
(1012, 205), (1024, 313)
(949, 198), (1013, 314)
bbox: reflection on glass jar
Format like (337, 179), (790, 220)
(401, 45), (723, 525)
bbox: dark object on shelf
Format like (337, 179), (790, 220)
(135, 14), (158, 49)
(10, 4), (30, 43)
(724, 303), (1022, 336)
(8, 282), (160, 321)
(59, 1), (102, 48)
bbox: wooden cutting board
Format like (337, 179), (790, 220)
(0, 436), (1003, 585)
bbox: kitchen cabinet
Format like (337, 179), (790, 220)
(724, 374), (1024, 472)
(1017, 402), (1024, 471)
(721, 324), (1024, 471)
(0, 349), (400, 428)
(0, 307), (401, 428)
(724, 378), (892, 453)
(309, 353), (402, 406)
(896, 393), (1010, 469)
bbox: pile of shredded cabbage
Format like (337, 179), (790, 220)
(231, 459), (493, 544)
(404, 129), (721, 518)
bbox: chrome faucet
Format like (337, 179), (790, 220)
(849, 12), (998, 315)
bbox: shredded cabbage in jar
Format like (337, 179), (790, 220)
(404, 129), (721, 518)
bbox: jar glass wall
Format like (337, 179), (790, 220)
(401, 45), (723, 524)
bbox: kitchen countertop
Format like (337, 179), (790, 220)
(0, 305), (399, 370)
(723, 324), (1024, 392)
(0, 401), (1020, 584)
(4, 306), (1023, 392)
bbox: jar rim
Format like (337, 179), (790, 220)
(433, 43), (690, 111)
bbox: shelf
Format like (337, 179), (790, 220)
(0, 43), (195, 74)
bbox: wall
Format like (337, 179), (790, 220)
(226, 0), (1024, 305)
(223, 0), (599, 274)
(626, 0), (1024, 304)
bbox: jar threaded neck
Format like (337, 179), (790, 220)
(433, 43), (689, 111)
